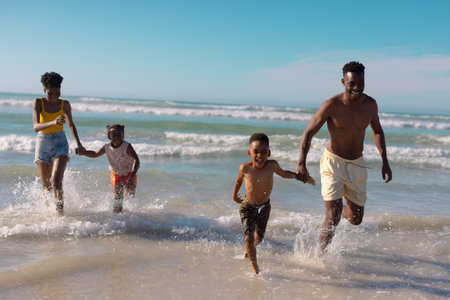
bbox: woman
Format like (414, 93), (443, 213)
(32, 72), (85, 215)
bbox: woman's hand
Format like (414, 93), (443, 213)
(54, 115), (66, 125)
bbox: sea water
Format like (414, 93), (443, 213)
(0, 92), (448, 299)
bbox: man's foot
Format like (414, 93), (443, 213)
(113, 205), (123, 213)
(56, 201), (64, 216)
(244, 251), (249, 258)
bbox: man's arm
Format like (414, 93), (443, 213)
(232, 164), (245, 204)
(370, 102), (392, 183)
(297, 100), (331, 182)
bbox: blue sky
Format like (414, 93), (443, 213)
(1, 0), (449, 114)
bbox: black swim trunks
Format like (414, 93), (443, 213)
(239, 199), (271, 239)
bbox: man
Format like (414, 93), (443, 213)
(296, 61), (392, 251)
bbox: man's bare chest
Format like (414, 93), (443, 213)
(330, 106), (372, 129)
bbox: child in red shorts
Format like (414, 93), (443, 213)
(78, 124), (140, 213)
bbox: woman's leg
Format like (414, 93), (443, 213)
(50, 156), (68, 215)
(36, 161), (52, 191)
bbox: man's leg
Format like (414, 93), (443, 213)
(342, 198), (364, 225)
(320, 199), (343, 251)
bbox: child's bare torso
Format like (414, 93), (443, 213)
(243, 160), (277, 206)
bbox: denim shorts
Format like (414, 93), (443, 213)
(34, 131), (69, 164)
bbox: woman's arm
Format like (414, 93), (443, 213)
(64, 100), (84, 152)
(32, 98), (65, 132)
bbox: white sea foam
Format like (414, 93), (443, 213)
(0, 134), (36, 152)
(364, 144), (450, 168)
(70, 102), (315, 121)
(2, 98), (449, 128)
(0, 99), (32, 108)
(2, 134), (449, 169)
(380, 112), (450, 121)
(436, 135), (450, 145)
(79, 97), (309, 112)
(164, 132), (248, 145)
(381, 119), (450, 130)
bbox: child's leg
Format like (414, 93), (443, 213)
(125, 175), (137, 197)
(245, 232), (259, 274)
(113, 184), (124, 213)
(254, 232), (263, 246)
(125, 187), (136, 198)
(254, 201), (271, 247)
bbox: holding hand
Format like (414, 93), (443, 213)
(75, 145), (86, 155)
(296, 164), (310, 183)
(295, 172), (316, 186)
(305, 175), (316, 186)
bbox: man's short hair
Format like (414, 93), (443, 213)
(342, 61), (365, 75)
(249, 133), (269, 145)
(41, 72), (63, 89)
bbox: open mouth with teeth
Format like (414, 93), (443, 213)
(255, 158), (265, 165)
(351, 91), (362, 98)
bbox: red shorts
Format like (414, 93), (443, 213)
(110, 172), (137, 189)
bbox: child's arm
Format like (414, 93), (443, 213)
(274, 160), (316, 185)
(79, 145), (106, 158)
(126, 144), (140, 188)
(273, 160), (296, 178)
(304, 175), (316, 186)
(232, 164), (245, 204)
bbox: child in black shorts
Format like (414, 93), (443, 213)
(232, 133), (315, 274)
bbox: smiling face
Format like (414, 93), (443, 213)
(342, 71), (365, 102)
(108, 127), (125, 147)
(248, 140), (271, 168)
(44, 87), (61, 103)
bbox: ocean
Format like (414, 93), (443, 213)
(0, 92), (449, 299)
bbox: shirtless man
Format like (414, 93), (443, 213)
(233, 133), (315, 274)
(296, 61), (392, 251)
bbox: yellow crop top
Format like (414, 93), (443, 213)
(39, 98), (65, 134)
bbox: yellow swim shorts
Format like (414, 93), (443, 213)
(320, 148), (368, 207)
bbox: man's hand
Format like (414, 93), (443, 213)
(296, 163), (310, 183)
(382, 162), (392, 183)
